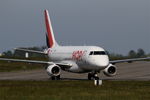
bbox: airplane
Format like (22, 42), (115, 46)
(0, 10), (150, 83)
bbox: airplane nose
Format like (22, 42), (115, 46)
(95, 56), (109, 67)
(99, 61), (109, 67)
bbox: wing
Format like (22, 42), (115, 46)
(110, 57), (150, 64)
(0, 58), (50, 64)
(14, 48), (47, 55)
(0, 58), (72, 69)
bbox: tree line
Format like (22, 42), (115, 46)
(109, 48), (149, 60)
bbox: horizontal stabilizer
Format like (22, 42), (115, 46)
(14, 48), (47, 55)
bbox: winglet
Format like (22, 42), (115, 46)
(44, 10), (58, 48)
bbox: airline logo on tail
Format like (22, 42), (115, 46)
(44, 10), (58, 48)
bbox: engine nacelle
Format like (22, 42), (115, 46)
(46, 64), (61, 76)
(103, 64), (117, 77)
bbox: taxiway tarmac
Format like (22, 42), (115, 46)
(0, 61), (150, 80)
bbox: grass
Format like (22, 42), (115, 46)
(0, 61), (44, 72)
(0, 80), (150, 100)
(0, 57), (48, 72)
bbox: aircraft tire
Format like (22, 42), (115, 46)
(88, 73), (93, 80)
(51, 75), (60, 80)
(94, 76), (100, 86)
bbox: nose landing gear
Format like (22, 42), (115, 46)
(88, 73), (99, 80)
(88, 73), (102, 86)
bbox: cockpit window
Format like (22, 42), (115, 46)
(89, 51), (93, 55)
(89, 51), (107, 55)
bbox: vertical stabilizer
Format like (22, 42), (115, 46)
(44, 10), (58, 48)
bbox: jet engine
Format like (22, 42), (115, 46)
(46, 64), (61, 76)
(103, 64), (117, 77)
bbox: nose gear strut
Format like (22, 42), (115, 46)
(88, 72), (102, 86)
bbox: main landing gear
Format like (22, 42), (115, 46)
(88, 73), (102, 86)
(51, 75), (60, 80)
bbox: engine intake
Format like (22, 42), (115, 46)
(103, 64), (117, 77)
(46, 64), (61, 76)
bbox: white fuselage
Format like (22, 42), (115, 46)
(47, 46), (109, 73)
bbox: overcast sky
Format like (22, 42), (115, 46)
(0, 0), (149, 55)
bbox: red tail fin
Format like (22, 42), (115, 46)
(44, 10), (58, 48)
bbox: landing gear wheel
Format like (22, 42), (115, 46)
(57, 75), (60, 80)
(51, 75), (60, 80)
(94, 76), (99, 80)
(51, 76), (56, 80)
(94, 75), (99, 85)
(88, 73), (93, 80)
(94, 76), (102, 86)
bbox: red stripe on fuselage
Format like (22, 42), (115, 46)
(45, 10), (54, 48)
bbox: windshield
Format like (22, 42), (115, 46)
(89, 51), (107, 55)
